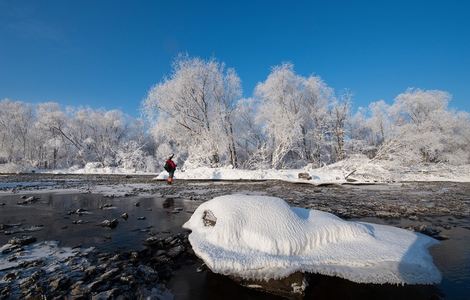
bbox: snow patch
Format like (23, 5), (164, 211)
(48, 162), (157, 175)
(183, 194), (441, 284)
(154, 166), (322, 183)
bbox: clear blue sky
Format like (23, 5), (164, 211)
(1, 0), (469, 116)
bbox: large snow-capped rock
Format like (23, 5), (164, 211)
(183, 194), (441, 285)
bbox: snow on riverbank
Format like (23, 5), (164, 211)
(3, 156), (469, 184)
(46, 163), (157, 175)
(156, 166), (312, 182)
(184, 194), (441, 285)
(155, 156), (470, 184)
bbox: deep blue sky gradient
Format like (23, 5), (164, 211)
(1, 0), (469, 116)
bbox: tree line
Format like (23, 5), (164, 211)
(2, 55), (469, 172)
(0, 101), (156, 172)
(142, 56), (470, 169)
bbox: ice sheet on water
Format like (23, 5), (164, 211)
(183, 194), (441, 284)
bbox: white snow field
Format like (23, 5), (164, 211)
(183, 194), (442, 285)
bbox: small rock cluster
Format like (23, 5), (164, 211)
(0, 232), (191, 299)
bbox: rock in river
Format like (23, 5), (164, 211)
(100, 219), (119, 229)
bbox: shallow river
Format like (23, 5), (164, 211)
(0, 177), (469, 299)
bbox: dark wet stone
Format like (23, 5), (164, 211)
(70, 281), (89, 299)
(85, 266), (97, 277)
(99, 268), (120, 281)
(121, 212), (129, 220)
(50, 275), (71, 292)
(2, 272), (17, 282)
(137, 265), (158, 282)
(87, 280), (104, 292)
(163, 236), (174, 244)
(144, 237), (163, 247)
(0, 243), (20, 254)
(8, 235), (36, 246)
(137, 216), (146, 220)
(171, 207), (183, 214)
(130, 251), (139, 261)
(167, 245), (185, 258)
(298, 172), (312, 180)
(17, 196), (39, 205)
(0, 223), (14, 230)
(91, 288), (120, 300)
(152, 255), (171, 264)
(100, 219), (119, 229)
(69, 208), (88, 215)
(202, 210), (217, 226)
(119, 275), (135, 285)
(196, 263), (207, 273)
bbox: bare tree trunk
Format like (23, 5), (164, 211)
(53, 148), (57, 169)
(226, 119), (238, 168)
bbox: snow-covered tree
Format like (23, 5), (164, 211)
(0, 99), (153, 171)
(254, 63), (334, 168)
(369, 89), (470, 164)
(232, 98), (266, 168)
(143, 56), (242, 167)
(330, 92), (351, 162)
(0, 99), (34, 163)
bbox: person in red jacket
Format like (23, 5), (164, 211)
(164, 154), (177, 184)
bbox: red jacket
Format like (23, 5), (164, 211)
(166, 159), (177, 170)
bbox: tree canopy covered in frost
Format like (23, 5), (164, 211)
(357, 89), (470, 164)
(142, 56), (241, 168)
(2, 55), (470, 172)
(254, 63), (339, 168)
(143, 56), (470, 169)
(0, 100), (156, 171)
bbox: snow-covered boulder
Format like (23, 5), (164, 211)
(183, 195), (441, 285)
